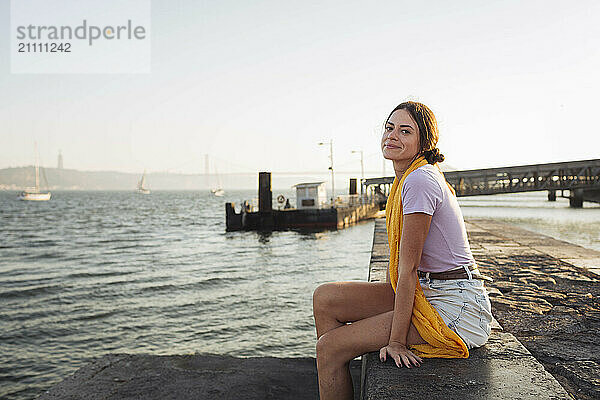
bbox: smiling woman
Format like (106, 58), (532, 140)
(312, 101), (493, 400)
(382, 103), (444, 167)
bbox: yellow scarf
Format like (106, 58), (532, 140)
(385, 155), (469, 358)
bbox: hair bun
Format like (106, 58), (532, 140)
(423, 148), (444, 164)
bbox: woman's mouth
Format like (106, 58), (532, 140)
(384, 144), (399, 149)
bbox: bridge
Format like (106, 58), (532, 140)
(363, 159), (600, 208)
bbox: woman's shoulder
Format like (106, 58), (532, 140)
(403, 164), (442, 190)
(401, 164), (444, 214)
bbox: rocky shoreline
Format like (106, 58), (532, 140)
(466, 218), (600, 400)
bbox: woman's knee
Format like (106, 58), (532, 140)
(316, 331), (348, 370)
(312, 282), (338, 314)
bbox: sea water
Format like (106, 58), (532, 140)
(0, 190), (373, 400)
(459, 191), (600, 252)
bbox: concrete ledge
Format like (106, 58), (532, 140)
(361, 331), (569, 399)
(36, 353), (341, 400)
(360, 218), (571, 399)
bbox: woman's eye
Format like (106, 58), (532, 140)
(401, 129), (410, 134)
(385, 126), (393, 132)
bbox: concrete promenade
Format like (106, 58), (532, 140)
(38, 217), (599, 399)
(465, 218), (600, 399)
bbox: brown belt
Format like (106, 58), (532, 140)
(417, 265), (493, 282)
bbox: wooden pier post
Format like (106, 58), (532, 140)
(225, 202), (242, 231)
(258, 172), (274, 229)
(259, 172), (272, 212)
(569, 188), (584, 208)
(349, 178), (357, 195)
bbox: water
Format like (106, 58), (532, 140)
(1, 189), (599, 400)
(0, 190), (374, 400)
(458, 191), (600, 252)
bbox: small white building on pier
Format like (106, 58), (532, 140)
(293, 182), (328, 209)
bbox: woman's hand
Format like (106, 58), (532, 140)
(379, 341), (422, 368)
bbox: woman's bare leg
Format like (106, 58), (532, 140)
(316, 310), (426, 400)
(312, 281), (396, 339)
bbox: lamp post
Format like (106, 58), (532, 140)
(351, 149), (364, 194)
(318, 140), (334, 206)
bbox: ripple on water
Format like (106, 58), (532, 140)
(66, 269), (139, 279)
(0, 283), (64, 299)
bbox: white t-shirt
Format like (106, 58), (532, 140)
(401, 164), (475, 272)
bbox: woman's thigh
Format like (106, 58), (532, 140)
(313, 281), (395, 324)
(316, 310), (425, 364)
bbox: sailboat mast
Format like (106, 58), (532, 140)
(205, 154), (210, 188)
(35, 142), (40, 191)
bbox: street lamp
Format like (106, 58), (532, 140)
(351, 149), (364, 194)
(318, 140), (334, 206)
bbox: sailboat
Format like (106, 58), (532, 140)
(211, 187), (225, 197)
(19, 144), (51, 201)
(204, 154), (225, 197)
(210, 167), (225, 197)
(136, 170), (150, 194)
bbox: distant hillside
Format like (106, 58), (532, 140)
(0, 167), (378, 191)
(0, 167), (255, 191)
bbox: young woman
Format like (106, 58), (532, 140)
(312, 101), (493, 400)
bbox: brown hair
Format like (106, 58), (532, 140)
(385, 101), (445, 164)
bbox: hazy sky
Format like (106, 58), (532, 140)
(1, 0), (599, 177)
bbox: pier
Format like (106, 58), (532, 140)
(226, 172), (380, 231)
(364, 158), (600, 208)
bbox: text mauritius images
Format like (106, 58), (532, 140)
(16, 20), (147, 46)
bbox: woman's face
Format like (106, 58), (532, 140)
(381, 109), (421, 163)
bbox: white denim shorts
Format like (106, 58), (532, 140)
(418, 266), (493, 349)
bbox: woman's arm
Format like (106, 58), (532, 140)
(379, 212), (432, 368)
(389, 212), (431, 344)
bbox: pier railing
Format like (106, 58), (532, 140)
(240, 194), (377, 212)
(334, 194), (377, 208)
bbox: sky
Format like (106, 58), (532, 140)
(1, 0), (599, 179)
